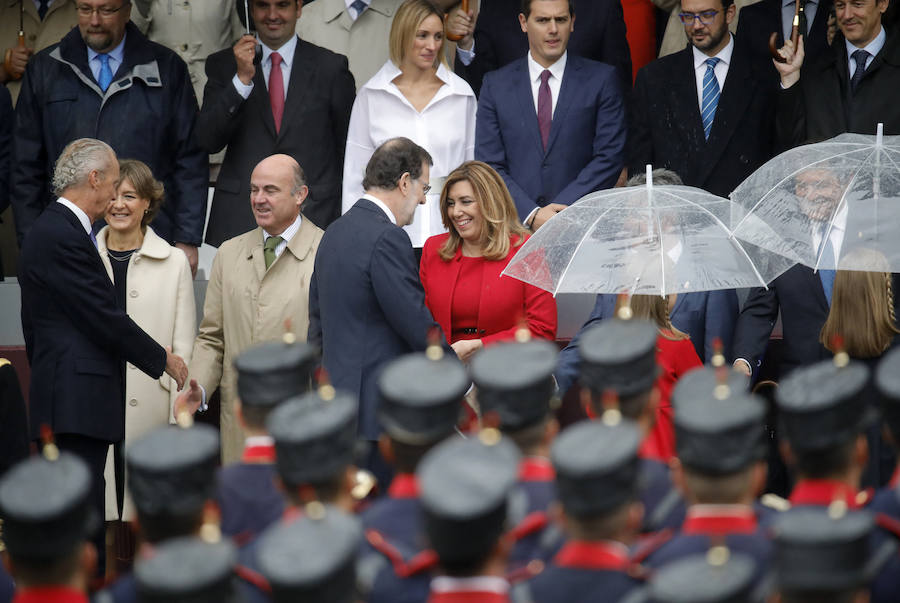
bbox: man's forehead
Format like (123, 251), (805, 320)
(527, 1), (571, 18)
(681, 0), (725, 12)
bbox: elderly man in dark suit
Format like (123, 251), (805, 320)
(17, 138), (188, 570)
(628, 0), (776, 198)
(307, 137), (448, 484)
(196, 0), (355, 246)
(475, 0), (626, 230)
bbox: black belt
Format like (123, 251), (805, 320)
(456, 327), (478, 335)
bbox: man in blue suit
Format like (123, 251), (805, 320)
(475, 0), (626, 230)
(307, 137), (448, 484)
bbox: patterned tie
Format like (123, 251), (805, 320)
(98, 53), (113, 92)
(849, 49), (870, 93)
(269, 52), (285, 133)
(818, 230), (837, 305)
(264, 235), (283, 269)
(350, 0), (368, 18)
(38, 0), (49, 19)
(701, 57), (721, 140)
(537, 69), (552, 151)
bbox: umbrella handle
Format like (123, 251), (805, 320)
(446, 0), (470, 42)
(769, 4), (801, 64)
(2, 31), (25, 81)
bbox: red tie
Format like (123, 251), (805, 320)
(537, 69), (552, 150)
(269, 51), (285, 133)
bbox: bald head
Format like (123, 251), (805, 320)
(250, 155), (308, 235)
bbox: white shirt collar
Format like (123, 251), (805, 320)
(261, 33), (298, 66)
(56, 197), (93, 236)
(782, 0), (816, 7)
(245, 435), (274, 447)
(845, 24), (886, 60)
(363, 193), (397, 225)
(263, 212), (302, 244)
(527, 51), (567, 84)
(366, 61), (473, 98)
(431, 576), (510, 594)
(692, 32), (734, 70)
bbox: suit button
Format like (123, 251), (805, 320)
(479, 329), (486, 335)
(133, 256), (140, 263)
(129, 398), (138, 407)
(739, 154), (749, 164)
(129, 290), (138, 298)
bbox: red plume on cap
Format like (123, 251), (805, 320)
(829, 334), (850, 368)
(314, 366), (331, 387)
(427, 326), (442, 347)
(710, 337), (725, 367)
(40, 424), (54, 447)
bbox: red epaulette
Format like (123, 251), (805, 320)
(506, 559), (547, 584)
(875, 512), (900, 540)
(235, 564), (271, 594)
(365, 529), (440, 578)
(630, 528), (674, 564)
(508, 511), (549, 542)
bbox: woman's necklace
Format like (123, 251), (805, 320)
(108, 248), (137, 262)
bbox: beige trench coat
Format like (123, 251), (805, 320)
(190, 218), (323, 465)
(97, 226), (196, 521)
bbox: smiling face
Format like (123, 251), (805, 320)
(681, 0), (734, 56)
(404, 14), (444, 72)
(249, 156), (305, 235)
(251, 0), (301, 50)
(107, 178), (150, 236)
(519, 0), (575, 68)
(446, 179), (484, 245)
(835, 0), (888, 47)
(796, 169), (843, 224)
(77, 0), (130, 52)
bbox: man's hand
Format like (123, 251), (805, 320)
(732, 358), (752, 377)
(0, 45), (32, 82)
(531, 203), (567, 231)
(774, 36), (805, 89)
(165, 347), (188, 390)
(447, 4), (476, 51)
(173, 379), (203, 420)
(233, 34), (257, 86)
(175, 243), (199, 278)
(451, 338), (483, 363)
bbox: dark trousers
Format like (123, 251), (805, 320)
(55, 433), (110, 576)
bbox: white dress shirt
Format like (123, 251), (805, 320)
(782, 0), (818, 41)
(88, 35), (126, 85)
(56, 198), (93, 236)
(846, 25), (885, 78)
(692, 34), (733, 113)
(430, 576), (510, 595)
(362, 193), (397, 225)
(262, 212), (302, 261)
(527, 51), (566, 117)
(342, 60), (477, 247)
(232, 34), (297, 100)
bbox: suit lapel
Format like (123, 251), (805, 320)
(767, 0), (785, 46)
(279, 38), (314, 142)
(545, 57), (579, 155)
(669, 48), (707, 175)
(247, 229), (267, 283)
(512, 60), (545, 154)
(252, 55), (278, 139)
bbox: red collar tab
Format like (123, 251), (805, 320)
(682, 507), (758, 535)
(554, 540), (630, 571)
(428, 592), (509, 603)
(508, 511), (549, 542)
(891, 466), (900, 489)
(366, 528), (439, 578)
(241, 443), (276, 464)
(518, 457), (555, 482)
(13, 587), (90, 603)
(789, 480), (863, 509)
(388, 473), (420, 499)
(235, 564), (272, 594)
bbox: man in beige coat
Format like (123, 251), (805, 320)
(181, 154), (324, 464)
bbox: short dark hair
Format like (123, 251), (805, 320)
(362, 137), (433, 191)
(138, 511), (204, 544)
(792, 438), (857, 480)
(589, 390), (652, 421)
(781, 590), (860, 603)
(241, 404), (275, 432)
(521, 0), (575, 18)
(505, 416), (552, 455)
(283, 472), (346, 506)
(389, 438), (436, 474)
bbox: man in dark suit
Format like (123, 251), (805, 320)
(475, 0), (626, 229)
(454, 0), (631, 98)
(773, 0), (899, 146)
(735, 0), (834, 85)
(17, 138), (188, 570)
(307, 137), (447, 483)
(629, 0), (776, 198)
(196, 0), (355, 246)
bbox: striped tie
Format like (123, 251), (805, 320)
(701, 57), (721, 140)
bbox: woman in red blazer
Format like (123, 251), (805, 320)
(420, 161), (557, 363)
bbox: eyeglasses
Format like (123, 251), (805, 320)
(678, 10), (720, 25)
(76, 4), (126, 17)
(422, 183), (432, 195)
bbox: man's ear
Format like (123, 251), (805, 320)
(295, 185), (309, 207)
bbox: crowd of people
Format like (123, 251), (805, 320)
(1, 0), (900, 600)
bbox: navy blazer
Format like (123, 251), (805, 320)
(307, 199), (448, 440)
(18, 202), (166, 443)
(475, 55), (626, 220)
(555, 290), (739, 396)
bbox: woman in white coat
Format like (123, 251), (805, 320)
(97, 160), (196, 527)
(342, 0), (477, 250)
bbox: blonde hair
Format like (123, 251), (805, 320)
(389, 0), (447, 70)
(628, 295), (689, 341)
(438, 161), (529, 261)
(820, 249), (898, 358)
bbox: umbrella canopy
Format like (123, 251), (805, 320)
(730, 125), (900, 272)
(502, 169), (796, 296)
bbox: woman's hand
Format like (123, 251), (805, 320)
(451, 338), (483, 363)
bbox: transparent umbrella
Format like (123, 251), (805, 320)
(502, 167), (796, 296)
(730, 124), (900, 272)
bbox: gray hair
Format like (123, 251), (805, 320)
(290, 161), (307, 195)
(52, 138), (116, 195)
(625, 168), (683, 187)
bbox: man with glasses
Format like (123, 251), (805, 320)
(11, 0), (207, 276)
(628, 0), (776, 199)
(307, 137), (450, 487)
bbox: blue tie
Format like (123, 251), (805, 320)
(98, 53), (113, 92)
(350, 0), (367, 17)
(819, 232), (836, 305)
(90, 230), (98, 249)
(701, 57), (721, 140)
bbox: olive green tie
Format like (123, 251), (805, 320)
(264, 235), (283, 269)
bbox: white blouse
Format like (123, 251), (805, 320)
(342, 61), (477, 247)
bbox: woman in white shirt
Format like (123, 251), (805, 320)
(342, 0), (477, 249)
